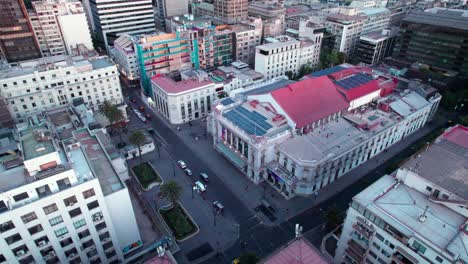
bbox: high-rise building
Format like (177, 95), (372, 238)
(84, 0), (156, 48)
(29, 0), (93, 57)
(154, 0), (189, 30)
(0, 113), (142, 263)
(357, 27), (398, 65)
(248, 0), (286, 38)
(360, 7), (391, 34)
(334, 124), (468, 264)
(213, 0), (248, 24)
(326, 9), (366, 57)
(393, 8), (468, 75)
(0, 0), (41, 62)
(0, 55), (123, 123)
(232, 18), (263, 65)
(109, 35), (139, 81)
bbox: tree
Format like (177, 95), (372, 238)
(100, 101), (125, 147)
(129, 130), (146, 165)
(159, 181), (183, 208)
(319, 48), (345, 69)
(285, 70), (294, 80)
(239, 252), (259, 264)
(217, 91), (228, 99)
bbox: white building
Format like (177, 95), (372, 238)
(210, 61), (265, 96)
(326, 9), (366, 57)
(109, 35), (139, 81)
(0, 55), (123, 123)
(152, 70), (217, 124)
(360, 7), (391, 34)
(208, 64), (441, 199)
(334, 124), (468, 264)
(0, 120), (141, 264)
(350, 0), (388, 8)
(29, 0), (93, 57)
(84, 0), (156, 48)
(255, 35), (319, 80)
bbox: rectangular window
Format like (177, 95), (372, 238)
(435, 256), (444, 263)
(83, 189), (95, 199)
(69, 208), (82, 218)
(28, 224), (44, 235)
(54, 227), (69, 237)
(49, 215), (63, 226)
(5, 233), (21, 244)
(376, 233), (384, 242)
(64, 196), (77, 207)
(21, 212), (37, 224)
(0, 221), (15, 233)
(43, 203), (58, 215)
(73, 219), (86, 229)
(412, 240), (427, 254)
(87, 201), (99, 210)
(13, 192), (29, 202)
(78, 229), (91, 239)
(60, 237), (73, 247)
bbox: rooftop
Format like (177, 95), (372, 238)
(404, 8), (468, 31)
(238, 78), (295, 97)
(20, 125), (56, 160)
(270, 77), (350, 128)
(89, 57), (114, 70)
(354, 175), (467, 261)
(260, 237), (330, 264)
(211, 64), (264, 84)
(151, 75), (214, 94)
(257, 36), (301, 50)
(402, 125), (468, 200)
(359, 7), (390, 16)
(360, 28), (398, 42)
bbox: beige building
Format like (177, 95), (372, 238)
(248, 0), (286, 38)
(232, 18), (263, 65)
(214, 0), (248, 24)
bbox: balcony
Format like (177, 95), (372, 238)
(352, 223), (373, 240)
(348, 239), (366, 256)
(345, 247), (363, 263)
(266, 160), (295, 186)
(392, 247), (419, 264)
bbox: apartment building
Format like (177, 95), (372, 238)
(154, 0), (189, 29)
(0, 117), (141, 263)
(29, 0), (93, 57)
(109, 35), (139, 80)
(0, 0), (41, 62)
(232, 18), (263, 65)
(334, 124), (468, 264)
(248, 0), (286, 38)
(0, 55), (123, 123)
(84, 0), (156, 47)
(360, 7), (391, 34)
(152, 70), (217, 124)
(326, 9), (366, 57)
(210, 61), (264, 96)
(208, 64), (441, 199)
(357, 28), (398, 65)
(213, 0), (248, 24)
(255, 35), (319, 80)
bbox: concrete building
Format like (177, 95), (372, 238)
(357, 27), (398, 65)
(84, 0), (156, 48)
(350, 0), (388, 8)
(360, 7), (391, 35)
(208, 64), (441, 199)
(232, 18), (263, 65)
(255, 35), (319, 80)
(0, 55), (123, 123)
(152, 70), (217, 124)
(260, 237), (330, 264)
(326, 9), (366, 57)
(0, 115), (141, 263)
(109, 35), (139, 81)
(0, 0), (41, 62)
(210, 61), (264, 96)
(214, 0), (248, 24)
(248, 0), (286, 38)
(334, 124), (468, 264)
(154, 0), (189, 29)
(29, 0), (93, 57)
(124, 129), (155, 160)
(393, 8), (468, 75)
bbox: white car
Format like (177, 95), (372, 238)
(177, 160), (187, 169)
(194, 181), (206, 193)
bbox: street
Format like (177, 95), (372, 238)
(118, 84), (447, 264)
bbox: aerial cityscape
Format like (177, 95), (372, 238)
(0, 0), (466, 263)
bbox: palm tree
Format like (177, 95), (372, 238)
(100, 101), (125, 146)
(159, 180), (182, 208)
(129, 130), (146, 165)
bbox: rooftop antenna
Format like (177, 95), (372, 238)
(419, 205), (429, 223)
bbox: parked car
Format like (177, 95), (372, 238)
(139, 106), (145, 112)
(184, 168), (192, 176)
(194, 181), (206, 192)
(213, 201), (224, 215)
(199, 173), (209, 182)
(177, 160), (186, 169)
(145, 114), (152, 120)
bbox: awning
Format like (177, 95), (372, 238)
(216, 143), (246, 169)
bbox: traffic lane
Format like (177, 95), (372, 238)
(125, 93), (255, 222)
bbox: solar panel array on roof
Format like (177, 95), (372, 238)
(335, 73), (373, 90)
(310, 65), (345, 77)
(404, 10), (468, 31)
(220, 98), (235, 106)
(223, 106), (272, 136)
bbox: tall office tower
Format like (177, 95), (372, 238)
(86, 0), (156, 48)
(0, 0), (41, 62)
(393, 8), (468, 75)
(334, 124), (468, 264)
(154, 0), (189, 30)
(214, 0), (248, 24)
(29, 0), (94, 57)
(0, 114), (142, 264)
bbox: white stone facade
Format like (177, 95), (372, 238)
(109, 35), (139, 80)
(0, 55), (123, 123)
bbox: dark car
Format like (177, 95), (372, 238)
(184, 168), (192, 176)
(213, 201), (224, 215)
(199, 173), (209, 182)
(145, 114), (152, 120)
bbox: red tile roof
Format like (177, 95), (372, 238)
(441, 125), (468, 148)
(151, 75), (213, 94)
(271, 77), (349, 129)
(261, 238), (330, 264)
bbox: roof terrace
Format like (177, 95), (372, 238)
(20, 125), (56, 160)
